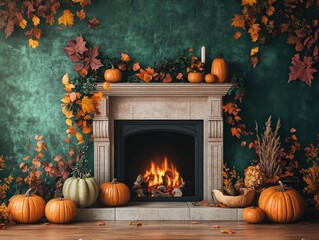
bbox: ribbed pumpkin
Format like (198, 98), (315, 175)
(258, 181), (305, 223)
(187, 72), (203, 83)
(62, 177), (99, 208)
(45, 198), (77, 223)
(8, 189), (45, 223)
(242, 206), (265, 224)
(99, 178), (131, 207)
(211, 54), (229, 82)
(104, 65), (122, 83)
(204, 73), (217, 83)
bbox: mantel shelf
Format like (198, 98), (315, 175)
(97, 83), (232, 97)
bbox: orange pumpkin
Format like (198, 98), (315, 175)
(187, 72), (203, 83)
(242, 206), (265, 224)
(204, 73), (217, 83)
(8, 189), (45, 223)
(100, 178), (131, 207)
(258, 181), (305, 223)
(104, 65), (122, 83)
(211, 54), (229, 82)
(45, 198), (77, 223)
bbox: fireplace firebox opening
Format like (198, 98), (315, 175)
(114, 120), (203, 202)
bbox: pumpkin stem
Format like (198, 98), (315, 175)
(112, 178), (118, 184)
(58, 197), (63, 201)
(278, 181), (285, 192)
(217, 53), (223, 58)
(111, 64), (115, 69)
(25, 188), (32, 197)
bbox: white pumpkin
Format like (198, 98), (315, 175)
(62, 177), (99, 208)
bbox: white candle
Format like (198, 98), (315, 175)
(201, 46), (205, 64)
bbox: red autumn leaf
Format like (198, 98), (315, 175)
(76, 9), (86, 20)
(313, 46), (318, 56)
(64, 35), (88, 62)
(250, 56), (258, 68)
(5, 19), (14, 38)
(83, 47), (103, 71)
(88, 17), (100, 29)
(288, 54), (317, 86)
(162, 73), (172, 83)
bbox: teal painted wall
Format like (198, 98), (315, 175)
(0, 0), (318, 178)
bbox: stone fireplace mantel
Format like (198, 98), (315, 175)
(93, 83), (232, 202)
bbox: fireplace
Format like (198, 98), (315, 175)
(93, 83), (232, 203)
(114, 120), (203, 201)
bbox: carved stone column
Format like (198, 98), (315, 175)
(205, 96), (224, 202)
(93, 97), (110, 184)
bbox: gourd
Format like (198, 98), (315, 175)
(8, 189), (45, 223)
(258, 181), (305, 223)
(187, 72), (203, 83)
(204, 73), (217, 83)
(99, 178), (131, 207)
(104, 65), (122, 83)
(45, 198), (77, 223)
(213, 188), (256, 208)
(242, 206), (265, 224)
(62, 176), (99, 208)
(211, 54), (229, 82)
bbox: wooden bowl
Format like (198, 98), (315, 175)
(212, 188), (256, 208)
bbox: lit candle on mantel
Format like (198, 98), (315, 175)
(201, 46), (206, 64)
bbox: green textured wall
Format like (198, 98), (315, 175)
(0, 0), (318, 177)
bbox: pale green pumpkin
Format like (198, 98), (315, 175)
(62, 177), (99, 208)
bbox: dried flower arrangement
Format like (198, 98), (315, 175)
(0, 155), (13, 223)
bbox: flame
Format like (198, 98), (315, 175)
(143, 157), (183, 189)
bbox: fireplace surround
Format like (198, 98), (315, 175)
(93, 83), (232, 202)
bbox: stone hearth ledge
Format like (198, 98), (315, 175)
(76, 202), (244, 221)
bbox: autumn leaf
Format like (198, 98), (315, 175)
(19, 19), (27, 29)
(248, 24), (261, 42)
(250, 47), (259, 56)
(261, 16), (268, 25)
(230, 127), (241, 138)
(54, 154), (62, 162)
(29, 38), (39, 48)
(250, 56), (258, 68)
(132, 63), (141, 71)
(290, 128), (296, 133)
(212, 225), (220, 229)
(66, 126), (76, 135)
(46, 14), (55, 25)
(103, 81), (110, 91)
(121, 53), (131, 62)
(83, 47), (103, 70)
(81, 96), (95, 114)
(23, 155), (30, 161)
(64, 35), (88, 62)
(96, 221), (107, 226)
(76, 9), (86, 20)
(76, 132), (84, 144)
(58, 10), (75, 27)
(266, 6), (275, 16)
(233, 31), (242, 39)
(66, 119), (73, 126)
(221, 229), (235, 234)
(162, 73), (172, 83)
(32, 16), (40, 26)
(242, 0), (257, 6)
(288, 54), (317, 86)
(88, 17), (100, 28)
(232, 14), (246, 30)
(5, 19), (14, 38)
(73, 0), (92, 7)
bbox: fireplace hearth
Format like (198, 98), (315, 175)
(114, 120), (203, 201)
(93, 83), (232, 203)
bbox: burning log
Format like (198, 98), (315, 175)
(151, 189), (170, 197)
(157, 185), (166, 192)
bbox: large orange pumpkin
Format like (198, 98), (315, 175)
(45, 198), (77, 223)
(258, 181), (305, 223)
(99, 178), (131, 207)
(211, 54), (229, 82)
(187, 72), (203, 83)
(242, 206), (265, 224)
(104, 65), (122, 83)
(8, 189), (45, 223)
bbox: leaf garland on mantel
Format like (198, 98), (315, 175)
(0, 0), (99, 48)
(232, 0), (319, 86)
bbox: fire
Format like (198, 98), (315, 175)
(143, 157), (183, 189)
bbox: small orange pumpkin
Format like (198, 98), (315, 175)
(45, 198), (77, 223)
(242, 206), (265, 224)
(187, 72), (203, 83)
(204, 73), (217, 83)
(8, 189), (45, 223)
(211, 54), (229, 82)
(100, 178), (131, 207)
(104, 65), (122, 83)
(258, 181), (305, 223)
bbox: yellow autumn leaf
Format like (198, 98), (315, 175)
(65, 83), (75, 92)
(81, 96), (95, 114)
(250, 47), (259, 56)
(19, 19), (27, 29)
(66, 119), (73, 126)
(103, 81), (110, 91)
(58, 10), (75, 27)
(61, 95), (71, 103)
(76, 132), (84, 144)
(28, 38), (39, 48)
(32, 16), (40, 26)
(248, 24), (261, 42)
(62, 73), (70, 84)
(91, 91), (104, 105)
(242, 0), (257, 6)
(62, 106), (74, 118)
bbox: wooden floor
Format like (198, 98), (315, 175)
(1, 220), (319, 240)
